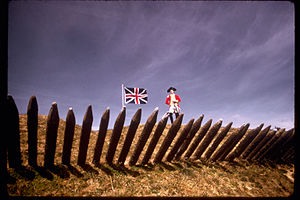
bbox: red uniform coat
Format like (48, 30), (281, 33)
(165, 94), (181, 107)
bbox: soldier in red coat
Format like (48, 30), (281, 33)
(164, 87), (181, 123)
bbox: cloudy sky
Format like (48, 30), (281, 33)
(8, 1), (294, 130)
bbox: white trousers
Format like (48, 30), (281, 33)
(168, 104), (180, 113)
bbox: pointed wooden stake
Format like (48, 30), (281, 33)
(118, 108), (142, 164)
(44, 102), (59, 168)
(174, 115), (204, 160)
(141, 116), (168, 165)
(153, 113), (184, 164)
(204, 122), (232, 160)
(166, 118), (194, 162)
(193, 120), (223, 160)
(129, 108), (158, 166)
(27, 95), (38, 167)
(184, 119), (212, 159)
(62, 108), (76, 165)
(93, 107), (110, 164)
(106, 107), (126, 164)
(77, 105), (93, 166)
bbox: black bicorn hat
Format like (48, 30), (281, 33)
(167, 87), (177, 92)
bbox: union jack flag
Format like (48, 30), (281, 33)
(124, 87), (148, 104)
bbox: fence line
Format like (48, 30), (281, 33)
(153, 113), (183, 163)
(240, 125), (271, 160)
(174, 115), (203, 161)
(165, 118), (194, 162)
(193, 119), (222, 160)
(128, 108), (158, 166)
(6, 95), (295, 172)
(203, 121), (232, 160)
(225, 123), (263, 162)
(141, 116), (168, 165)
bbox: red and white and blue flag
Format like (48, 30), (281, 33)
(124, 87), (148, 104)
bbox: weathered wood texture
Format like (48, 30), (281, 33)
(118, 108), (141, 164)
(203, 122), (232, 160)
(153, 114), (184, 163)
(174, 115), (204, 160)
(77, 105), (93, 166)
(93, 108), (110, 164)
(106, 107), (126, 164)
(27, 95), (38, 167)
(184, 119), (212, 159)
(62, 108), (76, 165)
(44, 102), (59, 168)
(141, 117), (168, 165)
(193, 120), (222, 160)
(166, 118), (194, 162)
(129, 108), (158, 166)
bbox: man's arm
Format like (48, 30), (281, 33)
(176, 94), (181, 102)
(165, 95), (170, 105)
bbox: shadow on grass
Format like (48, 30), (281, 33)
(31, 163), (83, 180)
(66, 164), (83, 178)
(33, 164), (71, 180)
(159, 162), (176, 171)
(34, 166), (54, 180)
(48, 164), (71, 179)
(171, 162), (184, 169)
(79, 163), (99, 175)
(94, 162), (140, 177)
(14, 165), (36, 181)
(5, 173), (17, 184)
(134, 163), (155, 171)
(94, 162), (113, 176)
(182, 160), (203, 169)
(111, 163), (140, 177)
(14, 164), (84, 180)
(152, 162), (177, 172)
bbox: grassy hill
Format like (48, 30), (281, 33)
(7, 114), (294, 197)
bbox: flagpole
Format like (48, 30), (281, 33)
(122, 84), (125, 108)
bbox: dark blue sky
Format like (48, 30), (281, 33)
(8, 1), (294, 130)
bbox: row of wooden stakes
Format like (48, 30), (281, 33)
(5, 95), (294, 169)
